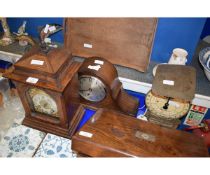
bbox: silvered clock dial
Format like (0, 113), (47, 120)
(79, 75), (106, 102)
(27, 88), (58, 117)
(146, 91), (190, 119)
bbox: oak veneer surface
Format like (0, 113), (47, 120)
(72, 109), (209, 157)
(64, 18), (157, 72)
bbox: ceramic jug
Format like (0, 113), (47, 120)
(168, 48), (188, 65)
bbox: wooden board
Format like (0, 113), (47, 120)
(152, 64), (196, 101)
(64, 18), (157, 72)
(72, 109), (209, 157)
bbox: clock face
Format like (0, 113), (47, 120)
(27, 88), (58, 117)
(146, 91), (190, 119)
(79, 75), (106, 102)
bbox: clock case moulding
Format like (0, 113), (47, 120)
(4, 46), (84, 138)
(145, 64), (196, 128)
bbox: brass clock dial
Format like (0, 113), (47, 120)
(145, 91), (190, 119)
(27, 88), (58, 117)
(79, 75), (106, 102)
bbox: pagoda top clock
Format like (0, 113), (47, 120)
(7, 46), (81, 92)
(4, 46), (82, 138)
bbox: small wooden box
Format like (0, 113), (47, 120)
(72, 109), (209, 157)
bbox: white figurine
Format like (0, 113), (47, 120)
(168, 48), (188, 65)
(17, 21), (28, 36)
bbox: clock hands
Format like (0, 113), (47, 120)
(79, 76), (106, 102)
(79, 88), (92, 92)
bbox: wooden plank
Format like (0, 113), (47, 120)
(64, 18), (157, 72)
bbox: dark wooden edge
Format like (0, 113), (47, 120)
(69, 104), (86, 138)
(72, 136), (131, 157)
(22, 104), (86, 139)
(146, 18), (158, 71)
(4, 61), (82, 93)
(23, 116), (72, 139)
(64, 18), (158, 72)
(1, 66), (14, 74)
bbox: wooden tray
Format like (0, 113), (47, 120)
(64, 18), (157, 72)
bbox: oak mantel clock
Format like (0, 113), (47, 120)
(5, 46), (82, 138)
(70, 57), (139, 116)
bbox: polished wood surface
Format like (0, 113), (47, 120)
(64, 18), (157, 72)
(15, 47), (70, 74)
(68, 105), (86, 138)
(72, 109), (209, 157)
(5, 46), (80, 92)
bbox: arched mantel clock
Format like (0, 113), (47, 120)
(70, 57), (139, 116)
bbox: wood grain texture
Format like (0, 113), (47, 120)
(15, 46), (71, 74)
(152, 64), (196, 101)
(68, 105), (86, 138)
(4, 47), (82, 92)
(72, 109), (209, 157)
(64, 18), (157, 72)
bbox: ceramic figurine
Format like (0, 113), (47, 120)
(15, 35), (36, 47)
(199, 47), (210, 81)
(13, 21), (36, 47)
(17, 21), (27, 35)
(39, 24), (63, 53)
(0, 18), (14, 46)
(13, 21), (28, 36)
